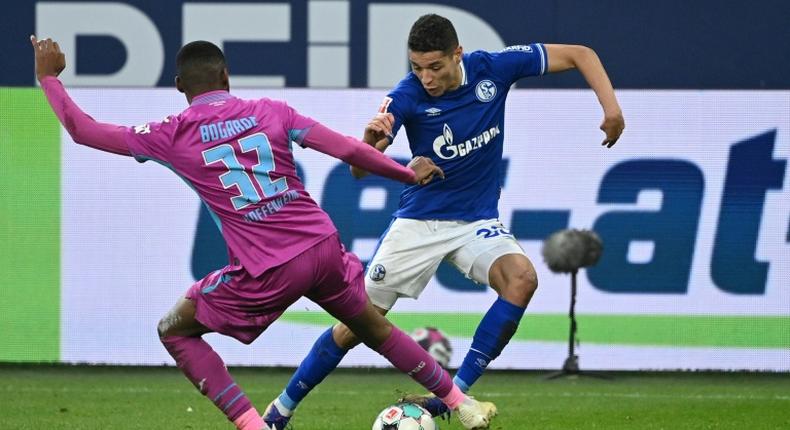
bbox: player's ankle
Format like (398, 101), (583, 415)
(440, 384), (466, 410)
(273, 398), (293, 417)
(234, 407), (264, 430)
(452, 375), (471, 393)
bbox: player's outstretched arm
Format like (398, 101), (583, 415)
(350, 113), (394, 179)
(544, 44), (625, 147)
(31, 35), (131, 156)
(302, 122), (442, 185)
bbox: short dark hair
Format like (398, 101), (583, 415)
(176, 41), (226, 92)
(408, 14), (459, 54)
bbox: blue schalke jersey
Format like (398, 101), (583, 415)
(382, 43), (548, 221)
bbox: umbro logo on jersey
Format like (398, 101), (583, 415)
(425, 107), (442, 117)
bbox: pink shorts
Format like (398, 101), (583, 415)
(186, 234), (368, 344)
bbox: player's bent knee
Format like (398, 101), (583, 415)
(518, 267), (539, 295)
(522, 267), (539, 293)
(338, 302), (394, 349)
(333, 323), (363, 350)
(342, 317), (393, 350)
(157, 307), (184, 339)
(501, 267), (538, 307)
(157, 315), (173, 339)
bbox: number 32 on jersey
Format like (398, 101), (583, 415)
(201, 133), (288, 210)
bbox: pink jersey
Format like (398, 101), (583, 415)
(41, 79), (418, 277)
(125, 91), (338, 277)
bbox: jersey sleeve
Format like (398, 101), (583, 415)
(269, 99), (417, 184)
(377, 79), (415, 142)
(489, 43), (549, 84)
(265, 99), (319, 149)
(124, 116), (177, 163)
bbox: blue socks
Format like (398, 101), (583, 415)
(279, 298), (525, 409)
(454, 297), (526, 392)
(278, 327), (348, 410)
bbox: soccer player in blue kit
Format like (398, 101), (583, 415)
(263, 14), (625, 428)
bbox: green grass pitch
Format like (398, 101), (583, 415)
(1, 365), (788, 429)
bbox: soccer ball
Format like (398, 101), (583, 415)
(411, 327), (453, 368)
(372, 403), (437, 430)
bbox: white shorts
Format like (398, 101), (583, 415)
(364, 218), (526, 309)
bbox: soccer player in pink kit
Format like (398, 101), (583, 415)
(31, 36), (491, 430)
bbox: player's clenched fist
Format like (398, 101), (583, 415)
(408, 156), (445, 185)
(30, 35), (65, 82)
(363, 113), (395, 148)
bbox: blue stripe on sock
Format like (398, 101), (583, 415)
(213, 383), (237, 402)
(426, 363), (443, 391)
(222, 392), (245, 411)
(278, 391), (298, 411)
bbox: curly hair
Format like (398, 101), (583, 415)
(407, 14), (459, 54)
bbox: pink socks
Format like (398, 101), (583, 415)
(375, 326), (458, 402)
(233, 407), (265, 430)
(161, 336), (257, 427)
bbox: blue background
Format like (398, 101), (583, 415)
(3, 0), (789, 88)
